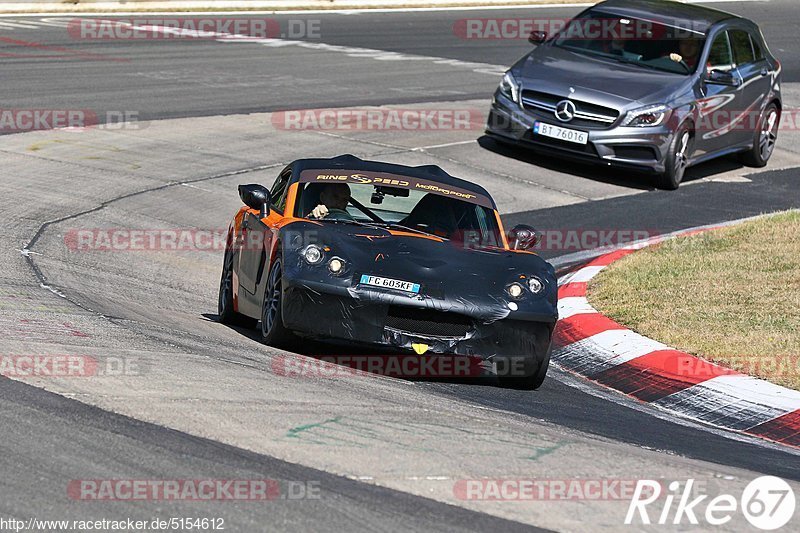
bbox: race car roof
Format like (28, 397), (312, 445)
(593, 0), (739, 34)
(290, 154), (497, 209)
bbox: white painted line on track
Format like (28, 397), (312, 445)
(215, 34), (508, 75)
(0, 20), (43, 27)
(413, 139), (476, 150)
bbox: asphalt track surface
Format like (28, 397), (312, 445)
(1, 376), (543, 532)
(0, 0), (796, 123)
(1, 1), (800, 531)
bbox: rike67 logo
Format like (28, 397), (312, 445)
(626, 476), (795, 530)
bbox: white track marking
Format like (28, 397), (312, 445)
(556, 296), (595, 320)
(654, 375), (800, 430)
(413, 139), (476, 150)
(555, 329), (671, 370)
(563, 264), (605, 283)
(29, 18), (74, 27)
(65, 22), (505, 75)
(0, 20), (45, 28)
(221, 37), (507, 75)
(552, 213), (800, 445)
(679, 374), (800, 414)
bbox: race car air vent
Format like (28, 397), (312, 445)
(385, 306), (474, 338)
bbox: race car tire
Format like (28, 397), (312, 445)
(260, 257), (295, 347)
(218, 246), (258, 329)
(739, 103), (779, 167)
(498, 350), (550, 390)
(655, 123), (693, 190)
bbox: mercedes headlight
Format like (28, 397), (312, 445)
(498, 72), (520, 103)
(622, 104), (668, 127)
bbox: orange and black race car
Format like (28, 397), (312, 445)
(218, 154), (557, 389)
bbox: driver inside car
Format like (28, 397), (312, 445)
(308, 183), (354, 220)
(669, 36), (702, 70)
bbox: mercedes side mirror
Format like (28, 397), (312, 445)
(509, 224), (541, 251)
(238, 184), (271, 219)
(706, 69), (740, 87)
(528, 31), (547, 45)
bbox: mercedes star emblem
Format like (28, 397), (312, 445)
(555, 100), (576, 122)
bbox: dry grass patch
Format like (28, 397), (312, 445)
(588, 211), (800, 390)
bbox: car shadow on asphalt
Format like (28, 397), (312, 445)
(477, 135), (747, 188)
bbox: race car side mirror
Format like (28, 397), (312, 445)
(509, 224), (541, 251)
(528, 31), (547, 45)
(238, 184), (271, 219)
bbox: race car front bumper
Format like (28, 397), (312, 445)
(281, 278), (554, 374)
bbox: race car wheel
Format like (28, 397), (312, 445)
(498, 349), (551, 391)
(218, 246), (258, 329)
(260, 258), (294, 346)
(655, 124), (693, 190)
(740, 103), (779, 167)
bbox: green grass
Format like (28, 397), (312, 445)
(588, 211), (800, 390)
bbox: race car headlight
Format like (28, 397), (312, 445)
(528, 276), (545, 294)
(622, 105), (668, 127)
(506, 282), (525, 299)
(498, 72), (520, 103)
(328, 257), (345, 275)
(302, 244), (324, 265)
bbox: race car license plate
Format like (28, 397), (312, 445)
(533, 121), (588, 145)
(360, 274), (420, 293)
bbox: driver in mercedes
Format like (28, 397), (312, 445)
(308, 183), (354, 220)
(669, 36), (702, 71)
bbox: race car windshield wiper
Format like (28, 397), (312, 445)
(317, 218), (374, 227)
(318, 218), (445, 240)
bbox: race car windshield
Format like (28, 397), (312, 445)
(554, 11), (707, 75)
(296, 175), (503, 246)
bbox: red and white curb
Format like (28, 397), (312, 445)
(552, 222), (800, 448)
